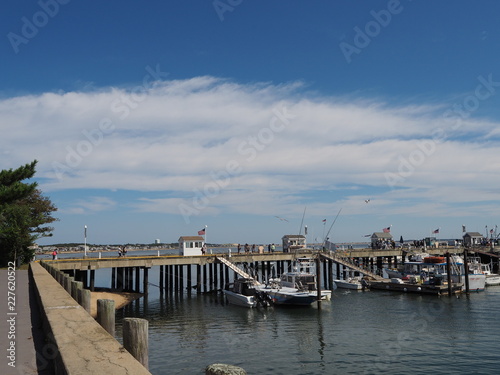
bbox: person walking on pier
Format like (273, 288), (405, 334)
(237, 244), (241, 253)
(244, 243), (250, 253)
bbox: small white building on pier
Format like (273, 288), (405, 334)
(179, 236), (205, 256)
(282, 234), (306, 253)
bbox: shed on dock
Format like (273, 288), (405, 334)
(463, 232), (483, 247)
(282, 235), (306, 253)
(371, 232), (393, 249)
(179, 236), (205, 256)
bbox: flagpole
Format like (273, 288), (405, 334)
(205, 225), (208, 250)
(84, 225), (87, 258)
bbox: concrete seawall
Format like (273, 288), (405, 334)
(30, 262), (151, 375)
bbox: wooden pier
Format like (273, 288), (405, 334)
(44, 246), (498, 296)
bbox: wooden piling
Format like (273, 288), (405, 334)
(128, 267), (134, 291)
(187, 265), (192, 294)
(203, 264), (207, 293)
(196, 265), (201, 294)
(316, 257), (322, 309)
(179, 265), (184, 295)
(65, 275), (73, 295)
(97, 299), (115, 336)
(323, 260), (327, 288)
(168, 265), (174, 294)
(212, 263), (217, 292)
(209, 263), (214, 292)
(80, 288), (91, 314)
(143, 267), (149, 294)
(90, 269), (95, 292)
(111, 267), (116, 289)
(219, 263), (224, 290)
(71, 280), (83, 301)
(174, 265), (179, 294)
(445, 252), (453, 296)
(123, 318), (149, 370)
(463, 249), (470, 294)
(135, 267), (140, 292)
(159, 265), (164, 293)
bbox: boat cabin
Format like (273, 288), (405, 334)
(230, 278), (258, 296)
(178, 236), (204, 256)
(280, 272), (317, 291)
(280, 258), (318, 291)
(282, 234), (306, 253)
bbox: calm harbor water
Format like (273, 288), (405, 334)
(41, 250), (500, 374)
(113, 285), (500, 375)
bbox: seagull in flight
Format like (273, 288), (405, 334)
(364, 199), (370, 203)
(275, 216), (289, 222)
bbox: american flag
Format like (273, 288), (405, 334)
(433, 228), (439, 234)
(322, 219), (326, 223)
(198, 228), (205, 235)
(383, 227), (391, 233)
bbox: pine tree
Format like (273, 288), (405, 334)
(0, 160), (58, 266)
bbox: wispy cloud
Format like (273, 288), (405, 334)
(1, 76), (499, 225)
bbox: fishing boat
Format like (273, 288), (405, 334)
(223, 278), (272, 308)
(468, 258), (500, 287)
(334, 276), (366, 290)
(385, 254), (485, 292)
(257, 257), (331, 306)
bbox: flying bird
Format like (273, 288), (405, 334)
(274, 216), (289, 222)
(364, 199), (370, 203)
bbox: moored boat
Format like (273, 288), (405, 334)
(223, 278), (272, 308)
(334, 276), (366, 290)
(468, 258), (500, 287)
(256, 257), (331, 306)
(383, 254), (486, 292)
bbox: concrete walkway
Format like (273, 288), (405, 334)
(1, 269), (54, 375)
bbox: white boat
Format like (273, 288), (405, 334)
(334, 276), (366, 290)
(257, 257), (331, 305)
(223, 278), (272, 308)
(468, 258), (500, 287)
(383, 255), (486, 292)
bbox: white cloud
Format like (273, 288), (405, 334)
(1, 76), (499, 227)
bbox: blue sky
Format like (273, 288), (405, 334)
(2, 1), (500, 245)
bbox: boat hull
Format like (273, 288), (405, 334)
(266, 291), (318, 306)
(334, 279), (363, 290)
(223, 290), (256, 308)
(486, 274), (500, 286)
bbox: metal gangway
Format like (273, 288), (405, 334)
(320, 252), (384, 281)
(216, 256), (262, 285)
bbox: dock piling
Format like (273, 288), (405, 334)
(123, 317), (149, 370)
(97, 299), (116, 336)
